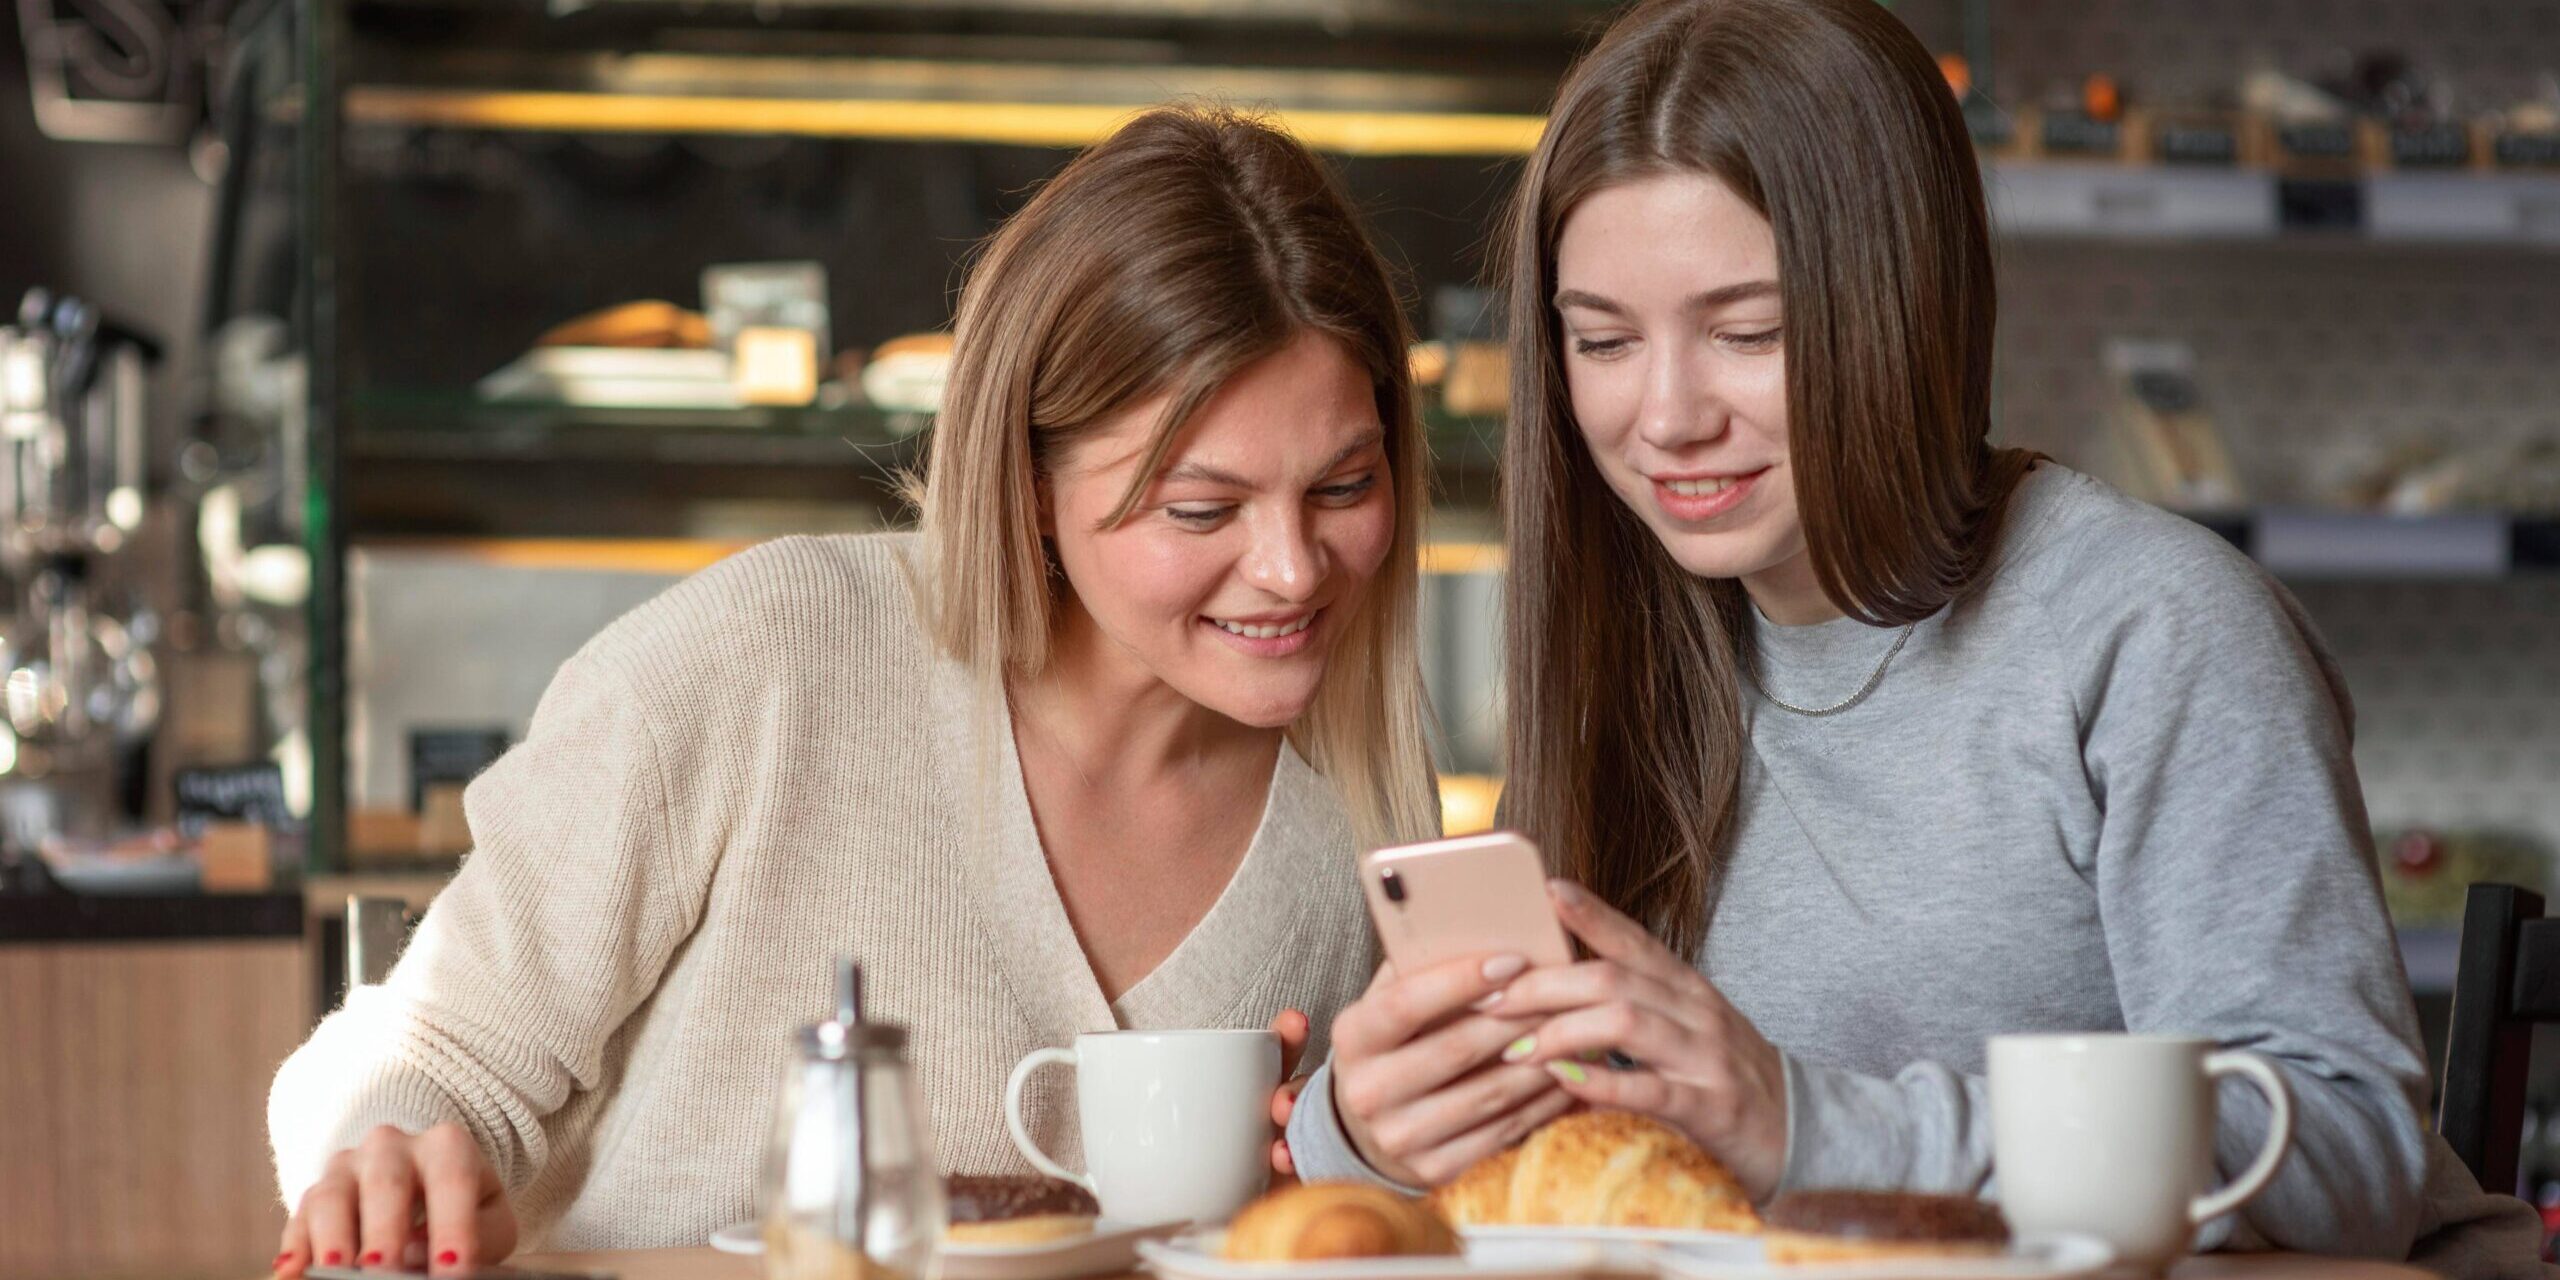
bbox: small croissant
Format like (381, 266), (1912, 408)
(1222, 1182), (1461, 1262)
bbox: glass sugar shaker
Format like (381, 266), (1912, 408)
(762, 961), (945, 1280)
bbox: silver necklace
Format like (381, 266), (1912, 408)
(1747, 622), (1916, 718)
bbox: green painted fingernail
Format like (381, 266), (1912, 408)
(1549, 1061), (1589, 1084)
(1502, 1035), (1537, 1064)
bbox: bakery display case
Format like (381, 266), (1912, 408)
(263, 0), (1618, 871)
(232, 0), (2560, 988)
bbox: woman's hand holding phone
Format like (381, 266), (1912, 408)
(1324, 955), (1579, 1186)
(1488, 880), (1790, 1200)
(1322, 832), (1581, 1184)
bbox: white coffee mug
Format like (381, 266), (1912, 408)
(1003, 1029), (1280, 1225)
(1989, 1033), (2295, 1272)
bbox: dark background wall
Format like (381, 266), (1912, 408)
(0, 18), (216, 438)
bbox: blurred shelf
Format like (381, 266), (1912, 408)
(346, 390), (927, 467)
(354, 536), (759, 573)
(386, 0), (1620, 24)
(337, 394), (2560, 575)
(350, 395), (1518, 471)
(2186, 509), (2560, 579)
(334, 0), (1594, 120)
(1989, 163), (2279, 239)
(344, 86), (1547, 155)
(2366, 172), (2560, 243)
(1987, 162), (2560, 246)
(328, 92), (2560, 231)
(347, 421), (909, 469)
(339, 393), (921, 537)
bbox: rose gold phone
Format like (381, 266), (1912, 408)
(1361, 830), (1575, 974)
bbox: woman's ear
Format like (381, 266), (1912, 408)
(1034, 471), (1058, 539)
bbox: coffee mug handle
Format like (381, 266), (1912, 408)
(1004, 1047), (1097, 1194)
(2189, 1050), (2295, 1225)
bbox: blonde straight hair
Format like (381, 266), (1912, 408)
(913, 103), (1440, 852)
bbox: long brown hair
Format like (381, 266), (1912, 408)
(1499, 0), (2039, 956)
(915, 103), (1440, 851)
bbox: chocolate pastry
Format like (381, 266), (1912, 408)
(946, 1175), (1099, 1222)
(1761, 1190), (2009, 1265)
(943, 1175), (1100, 1247)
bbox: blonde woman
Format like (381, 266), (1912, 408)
(270, 104), (1437, 1274)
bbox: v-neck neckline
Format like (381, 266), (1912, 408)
(927, 653), (1322, 1042)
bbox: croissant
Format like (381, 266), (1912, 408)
(1427, 1111), (1759, 1233)
(1223, 1182), (1461, 1262)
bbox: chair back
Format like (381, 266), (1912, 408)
(2437, 882), (2560, 1193)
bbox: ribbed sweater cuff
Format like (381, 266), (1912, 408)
(1284, 1060), (1426, 1193)
(273, 1063), (473, 1204)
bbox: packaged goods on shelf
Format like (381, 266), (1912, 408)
(476, 346), (742, 409)
(861, 333), (953, 415)
(2101, 340), (2245, 512)
(534, 299), (710, 350)
(2329, 437), (2560, 517)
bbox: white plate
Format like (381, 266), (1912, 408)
(1656, 1232), (2116, 1280)
(710, 1219), (1187, 1280)
(1137, 1230), (1601, 1280)
(1460, 1226), (1760, 1248)
(943, 1219), (1189, 1280)
(1456, 1226), (1760, 1274)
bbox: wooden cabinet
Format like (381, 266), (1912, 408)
(0, 936), (308, 1280)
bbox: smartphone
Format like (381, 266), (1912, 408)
(305, 1267), (611, 1280)
(1361, 830), (1574, 975)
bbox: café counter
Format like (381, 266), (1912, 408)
(0, 888), (303, 942)
(0, 889), (310, 1279)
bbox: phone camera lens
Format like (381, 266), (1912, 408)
(1380, 868), (1406, 903)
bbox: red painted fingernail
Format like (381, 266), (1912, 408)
(323, 1251), (344, 1265)
(363, 1251), (384, 1265)
(276, 1252), (294, 1265)
(438, 1250), (460, 1267)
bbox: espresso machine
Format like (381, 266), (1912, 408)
(0, 289), (165, 854)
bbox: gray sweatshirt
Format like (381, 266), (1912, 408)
(1289, 465), (2549, 1277)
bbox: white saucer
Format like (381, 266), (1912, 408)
(709, 1219), (1186, 1280)
(1654, 1231), (2117, 1280)
(1137, 1231), (1601, 1280)
(1460, 1226), (1760, 1248)
(1458, 1225), (1761, 1273)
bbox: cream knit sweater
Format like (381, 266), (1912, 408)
(268, 532), (1381, 1250)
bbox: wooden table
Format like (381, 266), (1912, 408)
(517, 1246), (2437, 1279)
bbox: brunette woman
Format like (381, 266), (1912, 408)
(1287, 4), (2543, 1274)
(270, 104), (1438, 1271)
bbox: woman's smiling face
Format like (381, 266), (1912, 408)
(1043, 329), (1397, 728)
(1555, 171), (1822, 618)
